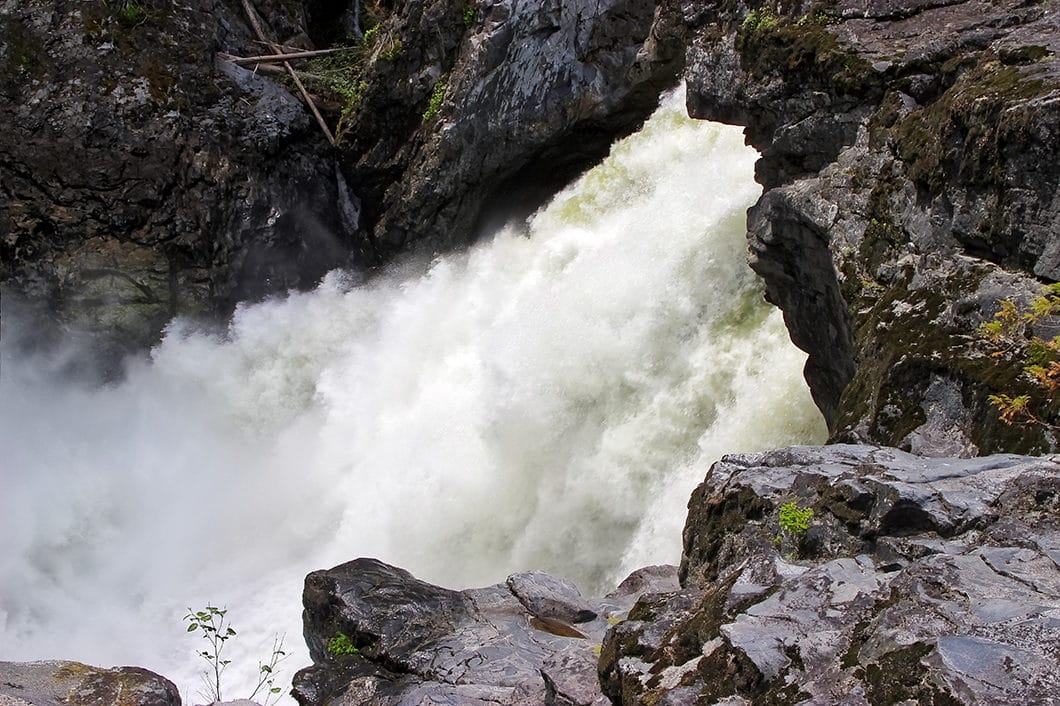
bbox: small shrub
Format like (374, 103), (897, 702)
(778, 500), (813, 539)
(742, 8), (778, 33)
(115, 2), (148, 28)
(422, 77), (447, 121)
(379, 37), (403, 61)
(184, 605), (286, 705)
(462, 3), (475, 27)
(979, 283), (1060, 429)
(326, 632), (360, 656)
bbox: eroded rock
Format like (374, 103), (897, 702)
(0, 660), (180, 706)
(292, 558), (678, 706)
(672, 0), (1060, 452)
(600, 445), (1060, 705)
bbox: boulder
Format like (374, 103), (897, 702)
(292, 558), (679, 706)
(600, 444), (1060, 705)
(0, 660), (180, 706)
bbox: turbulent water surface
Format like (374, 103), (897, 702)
(0, 87), (826, 703)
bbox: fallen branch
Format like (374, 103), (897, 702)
(222, 47), (352, 65)
(239, 0), (336, 146)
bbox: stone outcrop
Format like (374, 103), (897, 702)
(0, 0), (367, 360)
(327, 0), (683, 254)
(599, 444), (1060, 705)
(291, 558), (679, 706)
(1, 0), (682, 363)
(0, 660), (180, 706)
(668, 0), (1060, 454)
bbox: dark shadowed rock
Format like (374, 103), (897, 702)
(0, 660), (180, 706)
(325, 0), (683, 255)
(600, 445), (1060, 705)
(0, 0), (365, 361)
(292, 558), (678, 706)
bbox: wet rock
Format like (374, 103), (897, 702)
(0, 0), (365, 360)
(0, 660), (180, 706)
(292, 558), (678, 706)
(600, 444), (1060, 705)
(332, 0), (683, 254)
(673, 0), (1060, 452)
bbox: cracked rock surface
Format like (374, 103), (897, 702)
(292, 558), (678, 706)
(0, 660), (180, 706)
(599, 444), (1060, 705)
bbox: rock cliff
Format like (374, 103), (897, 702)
(0, 0), (365, 359)
(667, 0), (1059, 453)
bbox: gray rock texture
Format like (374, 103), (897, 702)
(332, 0), (683, 254)
(291, 558), (679, 706)
(669, 0), (1060, 453)
(599, 444), (1060, 705)
(0, 660), (180, 706)
(0, 0), (366, 359)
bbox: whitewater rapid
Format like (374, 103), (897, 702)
(0, 86), (826, 703)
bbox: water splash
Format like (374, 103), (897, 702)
(0, 85), (825, 703)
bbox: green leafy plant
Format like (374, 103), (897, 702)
(778, 500), (814, 540)
(184, 605), (287, 705)
(462, 3), (475, 27)
(114, 1), (148, 28)
(742, 8), (778, 32)
(326, 632), (360, 656)
(980, 283), (1060, 429)
(422, 77), (447, 121)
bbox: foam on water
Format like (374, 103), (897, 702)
(0, 86), (826, 703)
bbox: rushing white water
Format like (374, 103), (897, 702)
(0, 86), (825, 703)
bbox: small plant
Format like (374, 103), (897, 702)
(184, 605), (287, 705)
(422, 77), (447, 121)
(326, 632), (360, 656)
(379, 36), (403, 61)
(363, 24), (380, 45)
(980, 283), (1060, 429)
(462, 3), (475, 27)
(778, 500), (814, 540)
(185, 606), (235, 702)
(115, 1), (148, 28)
(742, 8), (778, 33)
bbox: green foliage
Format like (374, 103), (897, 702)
(184, 605), (287, 705)
(363, 24), (380, 45)
(980, 283), (1060, 429)
(778, 500), (814, 538)
(379, 37), (403, 61)
(462, 3), (475, 27)
(423, 78), (447, 121)
(115, 1), (148, 28)
(742, 8), (778, 32)
(326, 632), (360, 656)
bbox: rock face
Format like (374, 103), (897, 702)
(669, 0), (1060, 453)
(291, 558), (679, 706)
(0, 660), (180, 706)
(331, 0), (683, 254)
(0, 0), (365, 358)
(599, 444), (1060, 705)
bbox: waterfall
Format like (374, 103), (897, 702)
(0, 85), (826, 703)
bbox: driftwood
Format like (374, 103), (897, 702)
(223, 47), (352, 65)
(239, 0), (336, 145)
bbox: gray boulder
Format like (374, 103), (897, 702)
(600, 444), (1060, 705)
(0, 660), (180, 706)
(292, 558), (678, 706)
